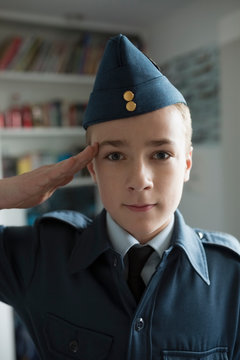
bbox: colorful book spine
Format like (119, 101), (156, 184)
(0, 32), (142, 75)
(0, 37), (23, 70)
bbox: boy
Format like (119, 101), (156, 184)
(0, 34), (240, 360)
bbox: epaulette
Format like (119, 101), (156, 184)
(195, 229), (240, 257)
(35, 210), (92, 231)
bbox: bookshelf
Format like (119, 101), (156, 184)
(0, 10), (144, 225)
(0, 11), (144, 226)
(0, 11), (142, 229)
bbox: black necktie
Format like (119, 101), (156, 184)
(127, 245), (154, 302)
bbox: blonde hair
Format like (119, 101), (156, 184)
(172, 103), (192, 151)
(85, 103), (192, 150)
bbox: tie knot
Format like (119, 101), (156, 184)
(128, 245), (153, 275)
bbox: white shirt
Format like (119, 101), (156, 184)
(106, 212), (174, 285)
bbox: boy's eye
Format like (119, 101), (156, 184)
(106, 152), (124, 161)
(153, 151), (170, 160)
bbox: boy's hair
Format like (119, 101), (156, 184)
(85, 103), (192, 151)
(173, 103), (192, 151)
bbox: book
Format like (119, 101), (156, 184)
(0, 37), (23, 70)
(67, 102), (86, 126)
(48, 100), (62, 126)
(82, 33), (108, 74)
(21, 105), (33, 127)
(77, 32), (91, 74)
(4, 107), (22, 127)
(0, 37), (13, 63)
(64, 34), (84, 73)
(30, 40), (52, 72)
(2, 157), (17, 177)
(0, 112), (5, 127)
(57, 40), (75, 73)
(17, 154), (32, 175)
(14, 37), (43, 71)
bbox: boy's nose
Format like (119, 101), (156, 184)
(127, 162), (153, 192)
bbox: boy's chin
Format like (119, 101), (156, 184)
(122, 223), (167, 243)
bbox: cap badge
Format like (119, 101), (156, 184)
(123, 90), (136, 112)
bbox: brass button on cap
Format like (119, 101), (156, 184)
(123, 90), (134, 101)
(126, 101), (136, 112)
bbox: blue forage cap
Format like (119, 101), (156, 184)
(82, 34), (186, 129)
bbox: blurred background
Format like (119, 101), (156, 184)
(0, 0), (240, 358)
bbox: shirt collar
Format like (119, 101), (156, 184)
(106, 212), (174, 258)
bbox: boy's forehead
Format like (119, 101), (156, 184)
(89, 108), (184, 143)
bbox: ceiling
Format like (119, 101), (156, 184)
(0, 0), (193, 29)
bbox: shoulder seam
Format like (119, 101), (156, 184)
(35, 210), (92, 231)
(195, 229), (240, 257)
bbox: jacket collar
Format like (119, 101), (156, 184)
(172, 210), (210, 285)
(68, 209), (210, 285)
(68, 210), (111, 274)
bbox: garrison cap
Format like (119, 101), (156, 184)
(82, 34), (186, 129)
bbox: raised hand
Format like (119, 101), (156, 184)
(0, 143), (98, 209)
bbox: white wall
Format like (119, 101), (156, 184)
(146, 0), (240, 64)
(0, 210), (25, 360)
(219, 10), (240, 238)
(0, 303), (15, 360)
(146, 0), (240, 236)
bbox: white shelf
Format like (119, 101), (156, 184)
(0, 9), (141, 35)
(0, 127), (87, 156)
(68, 177), (94, 187)
(0, 127), (85, 137)
(0, 70), (95, 85)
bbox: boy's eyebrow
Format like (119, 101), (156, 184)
(99, 140), (128, 148)
(145, 139), (176, 146)
(99, 139), (176, 149)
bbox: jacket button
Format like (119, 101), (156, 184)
(113, 256), (118, 267)
(69, 340), (79, 353)
(135, 317), (144, 331)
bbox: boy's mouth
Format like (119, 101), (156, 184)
(124, 204), (156, 212)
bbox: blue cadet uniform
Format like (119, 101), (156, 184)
(0, 34), (240, 359)
(0, 210), (240, 359)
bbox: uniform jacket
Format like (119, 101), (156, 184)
(0, 209), (240, 360)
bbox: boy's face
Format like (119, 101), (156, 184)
(87, 106), (192, 243)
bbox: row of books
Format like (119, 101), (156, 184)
(3, 150), (89, 178)
(0, 32), (142, 74)
(0, 100), (87, 128)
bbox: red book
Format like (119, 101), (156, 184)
(5, 110), (12, 127)
(11, 107), (22, 127)
(0, 37), (22, 70)
(21, 105), (33, 127)
(5, 107), (22, 127)
(0, 112), (5, 127)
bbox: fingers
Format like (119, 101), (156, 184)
(53, 143), (99, 178)
(72, 143), (99, 169)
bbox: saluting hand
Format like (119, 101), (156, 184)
(0, 143), (98, 209)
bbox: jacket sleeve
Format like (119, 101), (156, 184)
(0, 224), (38, 307)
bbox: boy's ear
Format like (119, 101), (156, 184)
(184, 147), (193, 182)
(87, 162), (97, 183)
